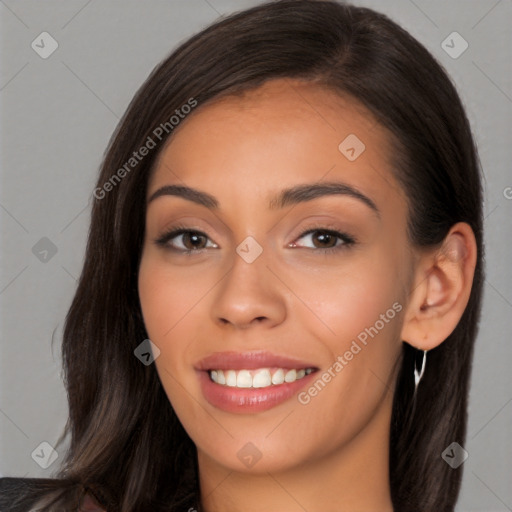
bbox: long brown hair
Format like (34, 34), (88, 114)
(0, 1), (484, 510)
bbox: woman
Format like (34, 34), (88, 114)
(0, 0), (484, 510)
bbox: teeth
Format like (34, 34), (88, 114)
(253, 369), (271, 388)
(236, 370), (252, 388)
(209, 367), (314, 388)
(284, 369), (296, 382)
(226, 370), (237, 387)
(271, 369), (284, 385)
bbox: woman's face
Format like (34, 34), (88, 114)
(138, 78), (413, 474)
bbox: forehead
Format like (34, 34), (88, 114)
(148, 78), (404, 213)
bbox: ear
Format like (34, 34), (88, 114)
(401, 222), (477, 350)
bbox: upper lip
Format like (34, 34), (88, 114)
(195, 351), (318, 371)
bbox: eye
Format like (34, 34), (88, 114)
(154, 224), (356, 255)
(154, 226), (218, 254)
(290, 227), (355, 252)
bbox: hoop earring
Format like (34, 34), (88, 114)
(414, 349), (427, 388)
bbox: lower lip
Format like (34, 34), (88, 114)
(197, 370), (317, 413)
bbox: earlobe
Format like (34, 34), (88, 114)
(401, 222), (477, 350)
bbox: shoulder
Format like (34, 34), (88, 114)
(0, 476), (37, 490)
(0, 477), (107, 512)
(0, 477), (51, 511)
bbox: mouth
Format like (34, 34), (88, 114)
(208, 367), (315, 388)
(195, 351), (319, 413)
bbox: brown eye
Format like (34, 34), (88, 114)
(310, 230), (338, 249)
(154, 228), (218, 253)
(292, 228), (355, 251)
(181, 232), (208, 250)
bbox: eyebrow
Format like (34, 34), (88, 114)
(147, 181), (380, 217)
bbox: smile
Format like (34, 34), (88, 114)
(195, 351), (320, 413)
(209, 367), (314, 388)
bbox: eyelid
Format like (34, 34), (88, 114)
(290, 227), (355, 248)
(154, 222), (356, 253)
(154, 224), (218, 251)
(287, 221), (356, 253)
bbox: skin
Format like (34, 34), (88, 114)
(138, 78), (477, 512)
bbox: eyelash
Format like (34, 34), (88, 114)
(154, 223), (356, 256)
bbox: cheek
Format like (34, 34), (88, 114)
(138, 262), (174, 341)
(285, 275), (402, 458)
(287, 254), (403, 348)
(138, 252), (214, 340)
(138, 254), (202, 416)
(137, 254), (196, 393)
(286, 253), (404, 410)
(137, 251), (220, 397)
(334, 274), (401, 344)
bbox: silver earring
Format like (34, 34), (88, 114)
(414, 349), (427, 388)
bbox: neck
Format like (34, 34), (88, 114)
(197, 388), (395, 512)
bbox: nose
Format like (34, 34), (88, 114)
(210, 246), (287, 330)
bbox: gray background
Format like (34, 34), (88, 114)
(0, 0), (510, 510)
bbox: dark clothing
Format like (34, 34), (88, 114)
(0, 477), (106, 511)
